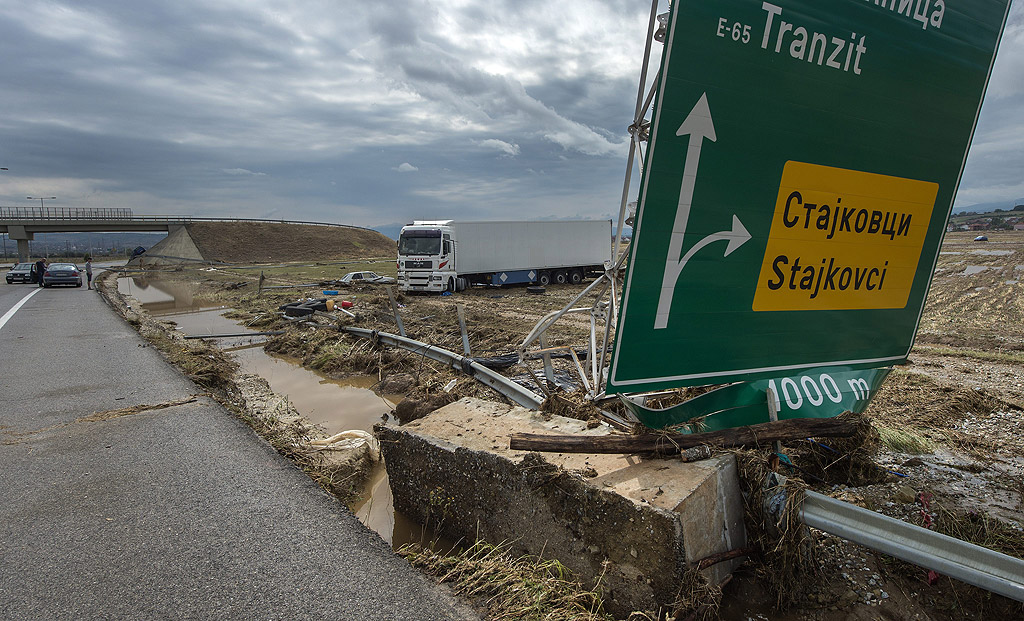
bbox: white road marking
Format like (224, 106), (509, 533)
(0, 288), (43, 332)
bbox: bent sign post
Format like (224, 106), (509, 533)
(609, 0), (1011, 393)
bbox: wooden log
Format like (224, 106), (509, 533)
(509, 417), (857, 455)
(696, 546), (756, 570)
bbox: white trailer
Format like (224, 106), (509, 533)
(397, 220), (611, 293)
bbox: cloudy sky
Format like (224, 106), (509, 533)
(0, 1), (1021, 231)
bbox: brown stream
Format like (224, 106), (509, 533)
(118, 276), (431, 548)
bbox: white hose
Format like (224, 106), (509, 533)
(309, 429), (379, 455)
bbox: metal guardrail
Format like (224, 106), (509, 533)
(339, 326), (544, 410)
(0, 208), (370, 230)
(182, 217), (367, 229)
(801, 490), (1024, 602)
(0, 207), (136, 220)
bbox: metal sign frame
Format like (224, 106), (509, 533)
(515, 0), (663, 405)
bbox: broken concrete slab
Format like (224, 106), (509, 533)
(376, 397), (747, 615)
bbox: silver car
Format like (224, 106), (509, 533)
(338, 271), (396, 285)
(41, 263), (83, 288)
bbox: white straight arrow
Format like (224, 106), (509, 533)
(653, 93), (750, 330)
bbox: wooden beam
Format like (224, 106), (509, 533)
(509, 417), (857, 455)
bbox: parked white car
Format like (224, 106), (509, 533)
(338, 271), (396, 285)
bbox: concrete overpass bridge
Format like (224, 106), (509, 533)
(1, 207), (190, 261)
(0, 207), (356, 261)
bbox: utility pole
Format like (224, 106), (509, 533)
(1, 169), (6, 258)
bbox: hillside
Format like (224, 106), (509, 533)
(186, 222), (396, 263)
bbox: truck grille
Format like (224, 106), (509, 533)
(405, 260), (432, 269)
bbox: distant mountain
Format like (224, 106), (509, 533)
(370, 222), (405, 241)
(953, 197), (1024, 216)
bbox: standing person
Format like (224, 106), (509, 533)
(84, 256), (93, 289)
(34, 258), (47, 287)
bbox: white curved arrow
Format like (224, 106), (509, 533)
(653, 93), (750, 330)
(654, 216), (750, 329)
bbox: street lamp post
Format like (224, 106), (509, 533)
(25, 198), (57, 259)
(27, 196), (57, 209)
(1, 170), (6, 257)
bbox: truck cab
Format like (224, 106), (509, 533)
(397, 221), (461, 293)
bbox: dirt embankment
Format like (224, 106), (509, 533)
(186, 222), (396, 263)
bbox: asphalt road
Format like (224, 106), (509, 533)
(0, 278), (478, 620)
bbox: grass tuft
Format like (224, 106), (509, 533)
(876, 425), (936, 454)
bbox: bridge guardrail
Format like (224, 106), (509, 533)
(0, 210), (366, 230)
(0, 207), (135, 220)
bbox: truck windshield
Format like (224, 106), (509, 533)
(398, 231), (442, 255)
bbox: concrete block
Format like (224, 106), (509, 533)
(376, 397), (747, 615)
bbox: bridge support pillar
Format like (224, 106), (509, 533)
(7, 226), (33, 262)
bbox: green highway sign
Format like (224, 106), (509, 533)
(609, 0), (1011, 393)
(621, 366), (892, 431)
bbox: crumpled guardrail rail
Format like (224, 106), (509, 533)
(338, 326), (544, 410)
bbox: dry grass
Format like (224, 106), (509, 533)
(144, 329), (240, 391)
(866, 369), (1013, 432)
(914, 344), (1024, 366)
(541, 392), (602, 424)
(876, 425), (936, 454)
(882, 501), (1024, 620)
(785, 413), (890, 486)
(661, 568), (722, 621)
(76, 397), (200, 422)
(402, 540), (618, 621)
(933, 508), (1024, 560)
(733, 450), (817, 609)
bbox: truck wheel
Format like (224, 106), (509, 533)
(446, 278), (455, 293)
(569, 269), (583, 285)
(456, 277), (467, 291)
(537, 272), (551, 286)
(554, 271), (568, 285)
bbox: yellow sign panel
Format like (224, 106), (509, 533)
(753, 162), (938, 312)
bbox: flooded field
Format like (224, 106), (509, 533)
(117, 275), (428, 547)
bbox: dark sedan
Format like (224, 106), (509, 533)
(6, 263), (33, 284)
(41, 263), (83, 288)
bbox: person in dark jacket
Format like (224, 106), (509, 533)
(34, 258), (47, 287)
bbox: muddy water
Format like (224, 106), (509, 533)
(117, 275), (428, 547)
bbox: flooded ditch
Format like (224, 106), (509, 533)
(117, 275), (432, 548)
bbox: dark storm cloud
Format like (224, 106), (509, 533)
(0, 0), (1020, 224)
(954, 1), (1024, 208)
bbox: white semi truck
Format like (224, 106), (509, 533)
(397, 220), (612, 293)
